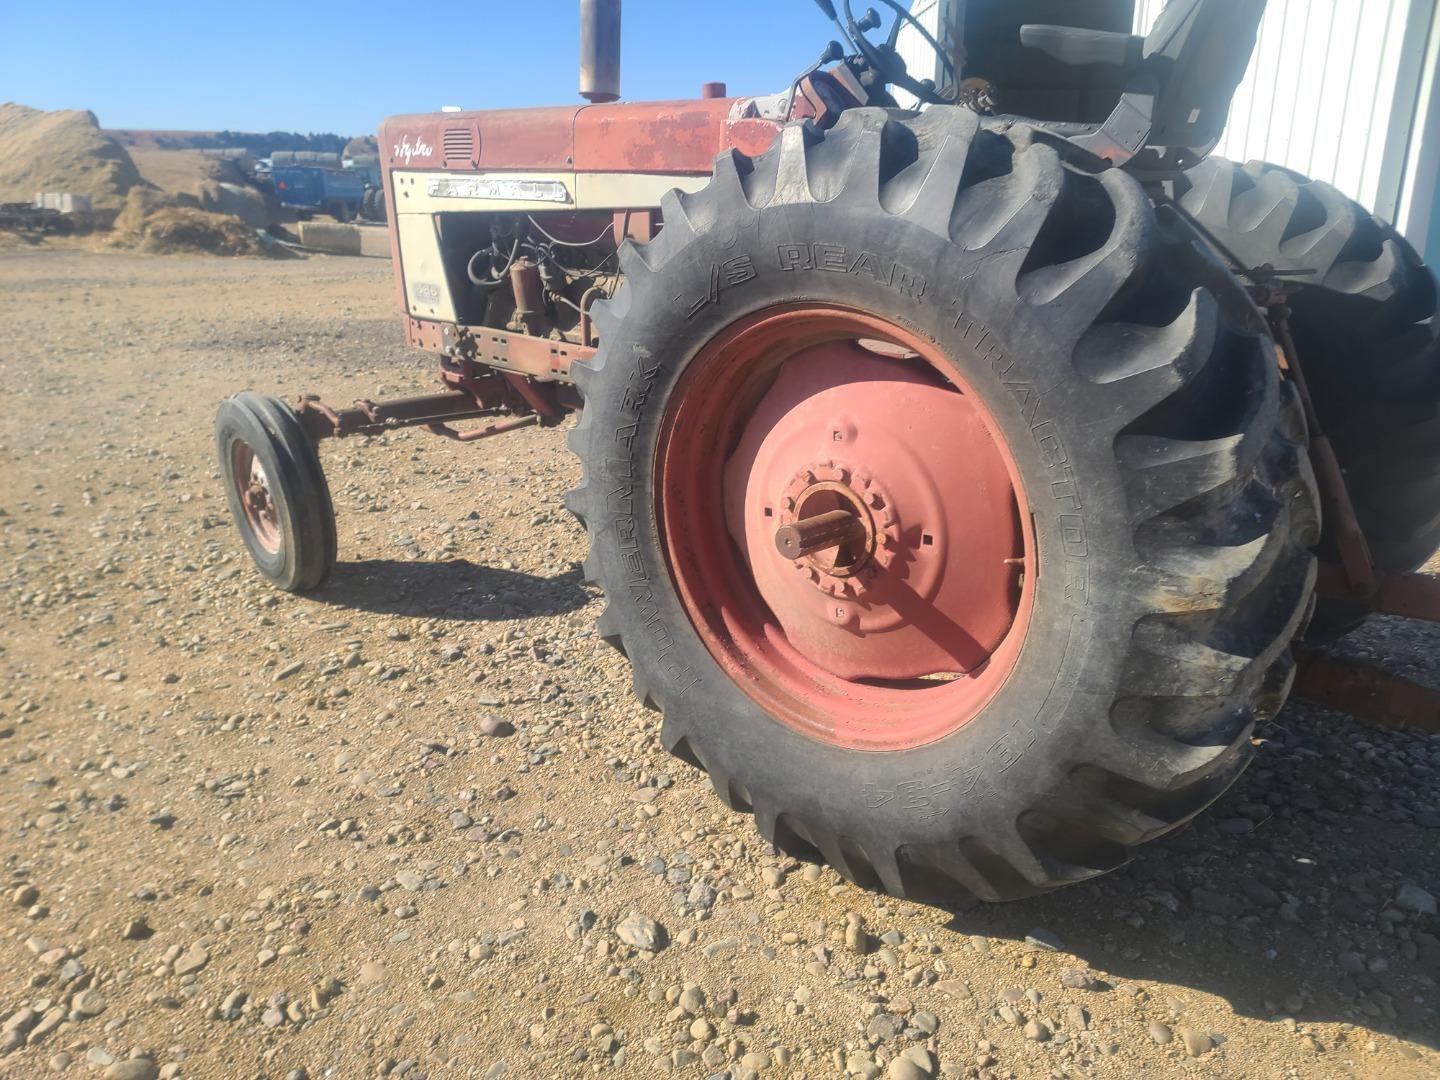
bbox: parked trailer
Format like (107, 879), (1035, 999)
(0, 194), (91, 234)
(269, 151), (384, 223)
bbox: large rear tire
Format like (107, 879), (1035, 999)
(568, 109), (1318, 902)
(1168, 157), (1440, 638)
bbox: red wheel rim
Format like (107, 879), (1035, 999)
(231, 441), (281, 555)
(656, 306), (1034, 751)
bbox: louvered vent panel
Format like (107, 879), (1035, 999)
(442, 128), (475, 162)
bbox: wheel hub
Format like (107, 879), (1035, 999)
(658, 304), (1034, 750)
(722, 340), (1022, 681)
(234, 445), (281, 554)
(774, 463), (897, 592)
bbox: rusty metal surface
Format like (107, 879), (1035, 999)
(426, 414), (540, 443)
(578, 285), (606, 348)
(231, 440), (281, 554)
(1316, 564), (1440, 623)
(405, 317), (447, 353)
(403, 325), (596, 394)
(509, 259), (544, 318)
(574, 98), (781, 173)
(774, 508), (868, 561)
(1367, 574), (1440, 622)
(1293, 645), (1440, 733)
(1270, 320), (1378, 599)
(295, 391), (496, 441)
(444, 324), (596, 383)
(500, 371), (564, 419)
(612, 209), (656, 247)
(380, 98), (780, 179)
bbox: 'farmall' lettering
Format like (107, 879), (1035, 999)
(776, 242), (927, 299)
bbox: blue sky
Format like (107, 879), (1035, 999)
(0, 1), (829, 135)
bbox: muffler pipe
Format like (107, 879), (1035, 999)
(579, 0), (622, 103)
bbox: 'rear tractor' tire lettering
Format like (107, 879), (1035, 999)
(215, 391), (337, 593)
(567, 109), (1318, 902)
(1170, 157), (1440, 640)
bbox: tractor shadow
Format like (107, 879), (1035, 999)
(315, 558), (590, 621)
(930, 693), (1440, 1053)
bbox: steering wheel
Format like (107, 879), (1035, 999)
(843, 0), (957, 105)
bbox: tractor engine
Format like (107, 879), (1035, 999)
(453, 213), (621, 347)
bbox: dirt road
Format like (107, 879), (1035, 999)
(1, 248), (1437, 1080)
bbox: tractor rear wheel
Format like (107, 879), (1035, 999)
(568, 109), (1318, 902)
(1169, 157), (1440, 638)
(216, 391), (337, 592)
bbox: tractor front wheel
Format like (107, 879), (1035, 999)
(568, 109), (1318, 902)
(216, 391), (337, 592)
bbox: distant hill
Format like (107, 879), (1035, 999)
(106, 129), (361, 157)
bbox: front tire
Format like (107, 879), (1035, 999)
(216, 391), (337, 592)
(567, 110), (1318, 902)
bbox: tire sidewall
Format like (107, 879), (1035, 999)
(217, 400), (304, 588)
(582, 195), (1142, 849)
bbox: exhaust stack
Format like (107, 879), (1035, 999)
(579, 0), (622, 103)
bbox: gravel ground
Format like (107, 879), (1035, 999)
(1, 247), (1438, 1080)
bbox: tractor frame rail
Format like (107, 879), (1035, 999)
(1294, 569), (1440, 734)
(292, 355), (583, 444)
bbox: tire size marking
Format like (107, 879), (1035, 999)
(775, 242), (928, 299)
(606, 353), (702, 698)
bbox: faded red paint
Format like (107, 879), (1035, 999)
(379, 107), (581, 173)
(380, 97), (781, 177)
(574, 98), (780, 173)
(405, 317), (446, 352)
(1294, 645), (1440, 733)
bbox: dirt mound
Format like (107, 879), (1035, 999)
(129, 149), (276, 228)
(128, 148), (232, 194)
(0, 103), (142, 210)
(111, 187), (264, 256)
(197, 181), (272, 228)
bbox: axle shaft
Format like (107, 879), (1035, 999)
(775, 509), (867, 559)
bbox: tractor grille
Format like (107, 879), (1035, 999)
(442, 128), (476, 163)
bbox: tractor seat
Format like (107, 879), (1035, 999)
(993, 0), (1263, 171)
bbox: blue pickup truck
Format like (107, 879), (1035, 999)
(269, 152), (384, 222)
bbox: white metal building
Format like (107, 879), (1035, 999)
(898, 0), (1440, 264)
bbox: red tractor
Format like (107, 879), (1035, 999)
(216, 0), (1440, 903)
